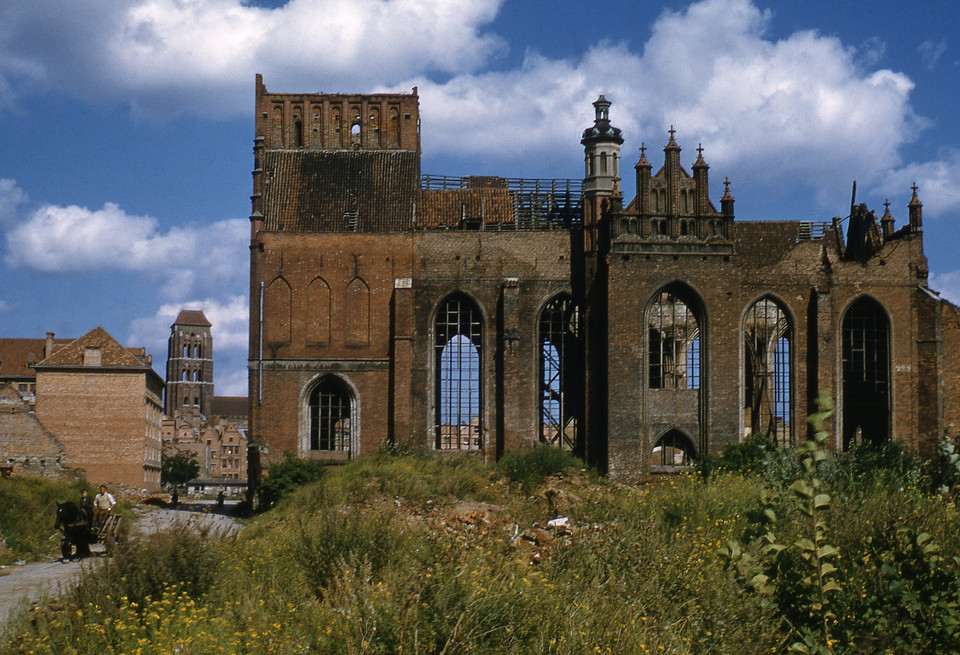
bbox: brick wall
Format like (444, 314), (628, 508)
(35, 370), (161, 490)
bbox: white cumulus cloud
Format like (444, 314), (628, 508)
(415, 0), (925, 211)
(0, 0), (505, 117)
(4, 201), (249, 301)
(3, 0), (956, 216)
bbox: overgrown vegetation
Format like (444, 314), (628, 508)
(495, 443), (586, 491)
(258, 452), (328, 507)
(5, 432), (960, 653)
(0, 476), (89, 565)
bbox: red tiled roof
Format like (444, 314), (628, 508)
(415, 188), (516, 228)
(262, 149), (420, 232)
(0, 337), (71, 379)
(211, 396), (248, 418)
(37, 326), (149, 368)
(173, 310), (212, 328)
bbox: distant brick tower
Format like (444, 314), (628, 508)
(165, 310), (214, 417)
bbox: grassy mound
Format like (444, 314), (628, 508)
(5, 447), (960, 654)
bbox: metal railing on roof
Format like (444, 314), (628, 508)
(421, 175), (583, 229)
(797, 221), (832, 241)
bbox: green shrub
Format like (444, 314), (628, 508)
(721, 432), (777, 472)
(930, 431), (960, 492)
(0, 476), (89, 564)
(830, 439), (923, 492)
(495, 444), (582, 491)
(258, 452), (327, 507)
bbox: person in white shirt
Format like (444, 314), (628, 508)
(92, 485), (116, 528)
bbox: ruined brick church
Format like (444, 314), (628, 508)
(248, 74), (960, 482)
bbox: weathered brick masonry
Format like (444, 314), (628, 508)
(34, 327), (164, 490)
(249, 76), (960, 482)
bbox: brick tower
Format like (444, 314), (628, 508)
(165, 309), (214, 417)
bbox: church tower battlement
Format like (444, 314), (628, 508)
(254, 73), (420, 152)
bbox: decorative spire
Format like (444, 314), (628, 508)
(665, 125), (679, 149)
(880, 198), (894, 239)
(721, 176), (735, 218)
(721, 177), (733, 200)
(908, 182), (922, 233)
(693, 142), (707, 168)
(636, 142), (651, 167)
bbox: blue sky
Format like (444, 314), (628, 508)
(1, 0), (959, 396)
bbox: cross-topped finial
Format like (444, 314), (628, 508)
(697, 143), (704, 157)
(884, 199), (891, 212)
(668, 125), (676, 139)
(724, 176), (731, 192)
(911, 182), (919, 194)
(640, 142), (646, 157)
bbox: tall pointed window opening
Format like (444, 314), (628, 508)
(743, 298), (793, 445)
(648, 291), (700, 389)
(842, 297), (889, 448)
(308, 377), (352, 452)
(539, 296), (582, 451)
(434, 295), (482, 450)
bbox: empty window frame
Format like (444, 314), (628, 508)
(743, 298), (793, 446)
(841, 297), (890, 448)
(434, 295), (482, 450)
(539, 296), (582, 450)
(308, 377), (352, 451)
(652, 430), (695, 467)
(648, 291), (700, 389)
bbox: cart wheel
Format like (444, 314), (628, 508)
(61, 540), (72, 560)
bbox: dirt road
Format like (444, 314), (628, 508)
(0, 503), (241, 630)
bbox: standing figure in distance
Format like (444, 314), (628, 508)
(92, 485), (116, 529)
(79, 488), (94, 527)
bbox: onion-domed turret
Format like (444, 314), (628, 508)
(582, 95), (623, 197)
(581, 95), (623, 145)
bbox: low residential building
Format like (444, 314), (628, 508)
(34, 326), (164, 490)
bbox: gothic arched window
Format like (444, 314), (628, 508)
(539, 296), (582, 451)
(308, 377), (352, 451)
(842, 297), (890, 448)
(743, 297), (793, 446)
(434, 295), (482, 450)
(647, 290), (700, 390)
